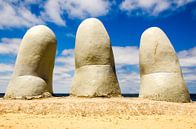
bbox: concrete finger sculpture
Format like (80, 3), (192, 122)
(139, 27), (190, 103)
(4, 25), (56, 99)
(71, 18), (121, 97)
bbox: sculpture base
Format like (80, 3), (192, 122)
(71, 65), (121, 97)
(4, 75), (52, 99)
(139, 72), (190, 103)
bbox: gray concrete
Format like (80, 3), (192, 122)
(4, 25), (56, 99)
(71, 18), (121, 97)
(139, 27), (190, 103)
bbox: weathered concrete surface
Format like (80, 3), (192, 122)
(4, 25), (56, 99)
(139, 27), (190, 103)
(71, 18), (121, 97)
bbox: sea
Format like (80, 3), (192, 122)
(0, 93), (195, 101)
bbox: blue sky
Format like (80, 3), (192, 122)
(0, 0), (196, 93)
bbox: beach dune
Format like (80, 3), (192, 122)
(0, 97), (195, 129)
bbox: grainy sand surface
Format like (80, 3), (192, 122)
(0, 97), (195, 129)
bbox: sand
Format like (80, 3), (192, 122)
(0, 97), (196, 129)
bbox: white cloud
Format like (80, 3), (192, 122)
(0, 0), (112, 28)
(113, 46), (140, 93)
(0, 38), (21, 55)
(113, 46), (139, 65)
(42, 0), (66, 26)
(0, 77), (10, 93)
(42, 0), (111, 26)
(66, 33), (75, 39)
(0, 0), (44, 29)
(60, 0), (111, 19)
(0, 63), (14, 93)
(178, 47), (196, 67)
(0, 63), (14, 72)
(0, 37), (20, 92)
(177, 47), (196, 91)
(53, 49), (75, 93)
(184, 72), (196, 82)
(120, 0), (195, 16)
(0, 0), (195, 28)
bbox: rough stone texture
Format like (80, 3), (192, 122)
(139, 27), (190, 103)
(4, 25), (56, 99)
(71, 18), (121, 97)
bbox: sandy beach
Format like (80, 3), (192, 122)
(0, 97), (195, 129)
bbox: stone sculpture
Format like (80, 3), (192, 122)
(4, 25), (56, 99)
(71, 18), (121, 97)
(139, 27), (190, 103)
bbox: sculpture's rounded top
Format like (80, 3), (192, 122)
(140, 27), (180, 74)
(28, 25), (55, 34)
(141, 27), (165, 39)
(75, 18), (113, 68)
(76, 18), (108, 37)
(143, 26), (162, 33)
(24, 25), (56, 42)
(140, 26), (173, 50)
(79, 18), (103, 28)
(140, 27), (169, 48)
